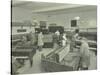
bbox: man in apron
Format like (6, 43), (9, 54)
(79, 37), (90, 70)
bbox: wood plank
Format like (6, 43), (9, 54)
(57, 45), (70, 62)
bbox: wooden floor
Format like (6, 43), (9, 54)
(17, 48), (97, 74)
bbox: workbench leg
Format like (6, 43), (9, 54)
(29, 59), (33, 67)
(17, 59), (25, 65)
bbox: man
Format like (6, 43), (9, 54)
(53, 30), (60, 49)
(55, 30), (60, 43)
(79, 37), (90, 70)
(70, 28), (80, 52)
(27, 31), (37, 46)
(38, 32), (44, 51)
(73, 28), (79, 40)
(62, 33), (67, 46)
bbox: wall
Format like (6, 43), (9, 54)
(47, 9), (97, 29)
(12, 7), (97, 34)
(12, 7), (48, 22)
(12, 7), (47, 34)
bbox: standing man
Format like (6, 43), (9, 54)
(29, 31), (36, 45)
(53, 30), (60, 49)
(28, 31), (37, 67)
(62, 33), (67, 46)
(55, 30), (60, 44)
(70, 28), (80, 52)
(73, 28), (79, 40)
(79, 37), (90, 70)
(38, 32), (44, 51)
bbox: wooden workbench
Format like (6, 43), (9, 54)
(41, 45), (80, 72)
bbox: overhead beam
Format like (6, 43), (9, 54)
(12, 0), (31, 7)
(32, 5), (86, 13)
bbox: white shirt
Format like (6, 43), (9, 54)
(62, 35), (67, 46)
(55, 31), (60, 36)
(73, 33), (79, 40)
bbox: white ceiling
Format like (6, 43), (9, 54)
(12, 0), (97, 14)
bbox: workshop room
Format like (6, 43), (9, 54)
(11, 0), (97, 74)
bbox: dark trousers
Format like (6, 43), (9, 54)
(38, 46), (42, 51)
(78, 57), (89, 70)
(29, 58), (33, 67)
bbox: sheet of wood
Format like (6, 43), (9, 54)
(57, 45), (70, 62)
(76, 40), (96, 45)
(76, 46), (97, 51)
